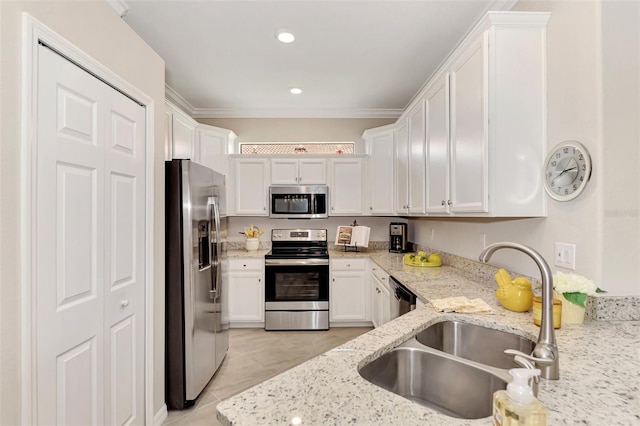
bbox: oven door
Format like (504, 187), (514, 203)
(264, 259), (329, 308)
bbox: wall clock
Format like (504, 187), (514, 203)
(544, 140), (592, 201)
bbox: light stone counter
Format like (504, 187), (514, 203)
(217, 251), (640, 425)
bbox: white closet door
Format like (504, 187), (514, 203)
(36, 45), (145, 425)
(103, 83), (146, 426)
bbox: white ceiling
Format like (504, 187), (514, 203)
(122, 0), (514, 118)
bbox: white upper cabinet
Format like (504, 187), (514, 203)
(429, 12), (549, 216)
(329, 158), (363, 215)
(395, 121), (409, 215)
(196, 124), (237, 176)
(165, 100), (237, 179)
(270, 158), (327, 185)
(230, 158), (270, 216)
(425, 75), (450, 213)
(363, 125), (395, 215)
(385, 11), (550, 218)
(166, 101), (196, 160)
(449, 34), (488, 213)
(407, 99), (427, 215)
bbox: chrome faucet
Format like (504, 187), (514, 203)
(479, 242), (559, 380)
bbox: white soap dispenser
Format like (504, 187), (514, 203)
(493, 368), (548, 426)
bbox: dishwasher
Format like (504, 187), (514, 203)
(389, 276), (417, 320)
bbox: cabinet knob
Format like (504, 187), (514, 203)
(346, 264), (351, 267)
(441, 200), (445, 206)
(447, 200), (453, 206)
(332, 278), (335, 282)
(120, 299), (129, 308)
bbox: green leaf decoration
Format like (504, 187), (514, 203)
(562, 292), (588, 308)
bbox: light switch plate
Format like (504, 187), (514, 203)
(554, 242), (576, 270)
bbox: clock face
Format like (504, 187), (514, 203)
(544, 141), (592, 201)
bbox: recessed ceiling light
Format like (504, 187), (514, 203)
(275, 29), (295, 43)
(290, 88), (302, 95)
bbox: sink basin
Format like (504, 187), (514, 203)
(415, 320), (535, 369)
(359, 347), (507, 419)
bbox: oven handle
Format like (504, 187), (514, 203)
(265, 258), (329, 266)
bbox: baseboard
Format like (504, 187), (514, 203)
(153, 404), (168, 426)
(330, 321), (374, 328)
(229, 322), (265, 328)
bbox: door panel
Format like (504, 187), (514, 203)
(56, 164), (98, 308)
(56, 338), (99, 425)
(110, 316), (136, 426)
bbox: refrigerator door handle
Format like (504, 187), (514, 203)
(208, 196), (222, 300)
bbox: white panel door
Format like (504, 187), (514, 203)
(36, 45), (145, 425)
(407, 100), (426, 215)
(395, 122), (409, 214)
(104, 86), (146, 426)
(329, 159), (363, 215)
(449, 34), (488, 213)
(425, 76), (450, 214)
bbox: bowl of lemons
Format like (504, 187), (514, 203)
(404, 251), (442, 267)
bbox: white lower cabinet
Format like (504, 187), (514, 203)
(227, 258), (265, 327)
(329, 258), (370, 325)
(371, 262), (392, 328)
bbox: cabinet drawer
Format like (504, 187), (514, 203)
(228, 258), (263, 271)
(331, 258), (366, 271)
(371, 262), (390, 282)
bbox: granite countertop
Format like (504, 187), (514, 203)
(218, 251), (640, 425)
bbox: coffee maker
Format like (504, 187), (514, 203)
(389, 222), (409, 253)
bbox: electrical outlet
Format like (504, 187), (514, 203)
(480, 233), (486, 249)
(430, 228), (435, 241)
(554, 242), (576, 270)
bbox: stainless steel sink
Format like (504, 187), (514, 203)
(358, 347), (507, 419)
(415, 320), (535, 369)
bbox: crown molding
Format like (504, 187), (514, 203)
(191, 107), (403, 119)
(166, 84), (401, 119)
(106, 0), (129, 17)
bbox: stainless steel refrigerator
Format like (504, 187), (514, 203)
(165, 159), (229, 409)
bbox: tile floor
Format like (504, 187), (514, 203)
(163, 327), (372, 425)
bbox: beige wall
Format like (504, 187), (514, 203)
(0, 1), (166, 423)
(197, 117), (395, 152)
(409, 0), (640, 296)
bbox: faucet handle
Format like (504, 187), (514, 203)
(504, 349), (554, 365)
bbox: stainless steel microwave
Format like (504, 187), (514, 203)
(269, 185), (329, 219)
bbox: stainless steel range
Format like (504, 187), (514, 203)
(264, 229), (329, 331)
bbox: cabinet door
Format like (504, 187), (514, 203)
(395, 122), (409, 214)
(367, 130), (395, 214)
(227, 271), (264, 322)
(379, 281), (391, 325)
(330, 271), (368, 322)
(298, 159), (327, 184)
(425, 76), (451, 214)
(234, 159), (269, 215)
(196, 125), (228, 175)
(171, 111), (196, 159)
(270, 159), (299, 184)
(449, 34), (488, 213)
(329, 158), (363, 215)
(407, 99), (426, 214)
